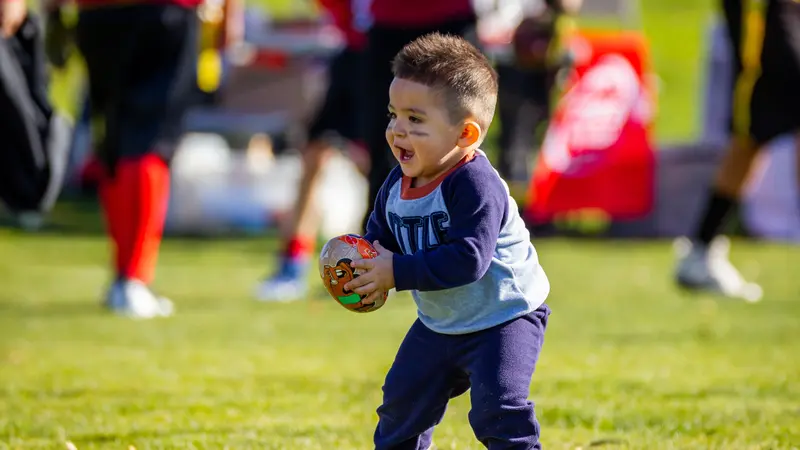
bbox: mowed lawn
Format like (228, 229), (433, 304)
(0, 206), (799, 449)
(5, 0), (800, 448)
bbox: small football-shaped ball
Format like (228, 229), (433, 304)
(319, 234), (388, 313)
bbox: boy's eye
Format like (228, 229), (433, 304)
(387, 112), (397, 120)
(409, 116), (423, 124)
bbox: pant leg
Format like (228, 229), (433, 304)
(76, 4), (198, 170)
(116, 4), (199, 163)
(362, 25), (407, 231)
(748, 72), (800, 147)
(306, 48), (363, 148)
(375, 319), (470, 450)
(496, 64), (524, 181)
(496, 64), (551, 183)
(455, 306), (550, 450)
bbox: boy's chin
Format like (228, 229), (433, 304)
(399, 165), (418, 178)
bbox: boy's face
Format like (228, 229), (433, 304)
(386, 78), (479, 186)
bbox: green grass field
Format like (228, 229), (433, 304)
(6, 0), (800, 448)
(1, 204), (799, 449)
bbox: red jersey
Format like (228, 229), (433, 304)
(318, 0), (367, 50)
(370, 0), (474, 28)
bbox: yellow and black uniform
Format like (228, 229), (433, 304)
(725, 0), (800, 145)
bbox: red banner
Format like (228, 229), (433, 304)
(525, 30), (656, 224)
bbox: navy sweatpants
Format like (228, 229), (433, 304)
(374, 305), (550, 450)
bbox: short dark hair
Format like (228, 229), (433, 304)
(392, 33), (498, 136)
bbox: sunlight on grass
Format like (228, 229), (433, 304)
(1, 216), (798, 448)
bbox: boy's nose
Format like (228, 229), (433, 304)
(391, 121), (407, 137)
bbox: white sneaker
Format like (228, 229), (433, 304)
(104, 279), (174, 319)
(255, 274), (307, 302)
(674, 236), (763, 302)
(16, 211), (44, 231)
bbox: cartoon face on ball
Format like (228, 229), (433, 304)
(322, 258), (359, 301)
(319, 234), (388, 313)
(321, 258), (379, 312)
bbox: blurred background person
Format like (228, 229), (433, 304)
(674, 0), (800, 302)
(259, 0), (486, 301)
(360, 0), (482, 229)
(1, 0), (70, 231)
(44, 0), (209, 318)
(362, 0), (582, 224)
(488, 0), (581, 202)
(255, 0), (369, 302)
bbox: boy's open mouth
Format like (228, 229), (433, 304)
(397, 145), (415, 162)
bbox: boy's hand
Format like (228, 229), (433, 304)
(345, 241), (395, 301)
(0, 0), (27, 38)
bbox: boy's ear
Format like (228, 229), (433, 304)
(458, 121), (482, 148)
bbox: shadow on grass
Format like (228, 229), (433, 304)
(0, 297), (105, 319)
(0, 197), (281, 244)
(70, 423), (352, 446)
(0, 196), (105, 236)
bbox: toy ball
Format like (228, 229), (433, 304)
(319, 234), (388, 313)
